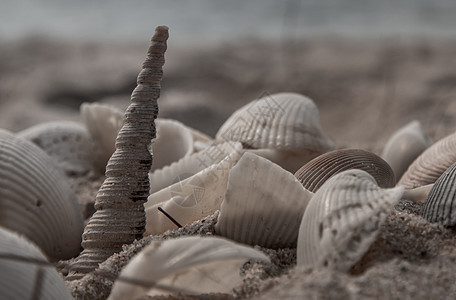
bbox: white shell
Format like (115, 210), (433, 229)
(149, 142), (239, 194)
(381, 120), (429, 181)
(17, 121), (94, 176)
(0, 130), (83, 259)
(0, 226), (73, 300)
(108, 236), (270, 299)
(216, 92), (334, 152)
(297, 169), (404, 271)
(215, 152), (313, 248)
(145, 143), (243, 235)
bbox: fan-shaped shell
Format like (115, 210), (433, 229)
(294, 149), (395, 192)
(398, 131), (456, 189)
(381, 120), (429, 181)
(420, 162), (456, 226)
(297, 169), (404, 271)
(0, 226), (73, 300)
(215, 152), (313, 248)
(108, 236), (270, 299)
(17, 120), (94, 175)
(0, 130), (83, 259)
(216, 92), (334, 152)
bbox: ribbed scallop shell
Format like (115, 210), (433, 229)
(0, 226), (73, 300)
(297, 169), (404, 271)
(294, 149), (395, 192)
(145, 143), (243, 235)
(399, 131), (456, 189)
(108, 236), (270, 299)
(216, 92), (334, 152)
(17, 121), (94, 176)
(215, 152), (313, 248)
(420, 162), (456, 226)
(0, 130), (83, 259)
(381, 120), (429, 181)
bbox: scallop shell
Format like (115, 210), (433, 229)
(17, 120), (94, 176)
(398, 131), (456, 189)
(216, 92), (334, 152)
(381, 120), (429, 181)
(297, 169), (404, 271)
(215, 152), (313, 248)
(0, 129), (83, 259)
(0, 226), (73, 300)
(69, 26), (169, 278)
(420, 162), (456, 226)
(108, 236), (270, 299)
(145, 143), (243, 235)
(294, 149), (396, 192)
(149, 141), (239, 194)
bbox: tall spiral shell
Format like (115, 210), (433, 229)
(398, 131), (456, 189)
(68, 26), (169, 279)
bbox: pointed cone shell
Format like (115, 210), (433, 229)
(215, 152), (314, 248)
(0, 130), (83, 259)
(0, 226), (73, 300)
(421, 162), (456, 226)
(297, 169), (404, 271)
(216, 92), (334, 152)
(108, 236), (270, 299)
(294, 149), (395, 193)
(381, 120), (429, 181)
(17, 121), (94, 176)
(399, 131), (456, 189)
(145, 143), (243, 235)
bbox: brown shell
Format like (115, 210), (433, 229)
(294, 149), (395, 192)
(398, 131), (456, 189)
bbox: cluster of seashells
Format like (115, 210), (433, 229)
(3, 26), (456, 299)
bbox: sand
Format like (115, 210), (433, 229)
(1, 36), (456, 299)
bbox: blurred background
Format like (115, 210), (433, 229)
(1, 0), (456, 151)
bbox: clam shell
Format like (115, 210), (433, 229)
(421, 162), (456, 226)
(17, 120), (94, 176)
(297, 169), (404, 271)
(381, 120), (429, 181)
(215, 152), (313, 248)
(108, 236), (270, 299)
(398, 131), (456, 189)
(145, 143), (243, 236)
(216, 92), (334, 152)
(294, 149), (396, 192)
(0, 130), (83, 259)
(248, 148), (321, 174)
(0, 226), (73, 300)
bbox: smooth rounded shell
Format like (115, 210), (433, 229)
(294, 149), (395, 192)
(0, 130), (83, 259)
(421, 162), (456, 226)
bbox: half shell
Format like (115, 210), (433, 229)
(381, 120), (429, 181)
(0, 226), (73, 300)
(294, 149), (395, 192)
(398, 131), (456, 189)
(297, 169), (404, 271)
(215, 152), (313, 248)
(0, 130), (83, 259)
(420, 162), (456, 226)
(108, 236), (270, 299)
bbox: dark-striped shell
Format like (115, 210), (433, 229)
(294, 149), (395, 192)
(420, 162), (456, 226)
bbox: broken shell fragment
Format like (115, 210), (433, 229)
(398, 131), (456, 189)
(381, 120), (429, 181)
(0, 129), (83, 259)
(215, 152), (313, 248)
(108, 236), (270, 300)
(421, 162), (456, 226)
(294, 149), (396, 193)
(297, 169), (404, 271)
